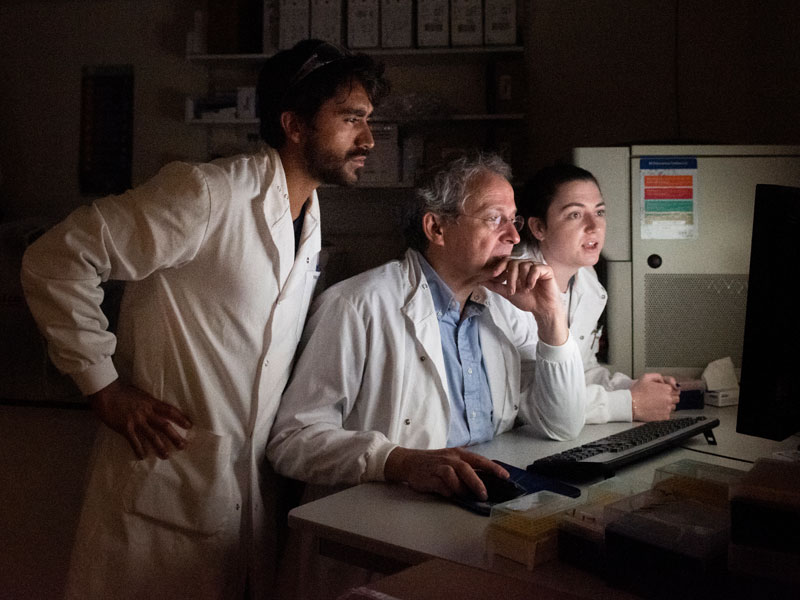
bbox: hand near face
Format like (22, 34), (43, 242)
(484, 259), (569, 346)
(89, 380), (193, 460)
(384, 446), (510, 501)
(630, 373), (681, 421)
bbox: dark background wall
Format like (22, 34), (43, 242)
(0, 1), (798, 597)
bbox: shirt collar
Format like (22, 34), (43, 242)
(415, 250), (487, 319)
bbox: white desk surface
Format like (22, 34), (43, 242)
(288, 406), (799, 597)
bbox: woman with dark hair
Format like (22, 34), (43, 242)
(516, 164), (679, 424)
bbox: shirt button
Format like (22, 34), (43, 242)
(514, 405), (519, 411)
(422, 283), (428, 289)
(580, 335), (585, 340)
(471, 411), (476, 418)
(420, 356), (426, 362)
(437, 311), (442, 318)
(264, 360), (269, 367)
(404, 419), (411, 425)
(601, 294), (606, 299)
(467, 367), (473, 374)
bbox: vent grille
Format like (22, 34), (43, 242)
(644, 274), (748, 368)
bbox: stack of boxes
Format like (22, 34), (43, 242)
(263, 1), (518, 51)
(481, 458), (800, 598)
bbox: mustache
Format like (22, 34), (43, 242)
(347, 148), (370, 159)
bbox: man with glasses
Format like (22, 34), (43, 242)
(21, 40), (388, 599)
(267, 153), (586, 501)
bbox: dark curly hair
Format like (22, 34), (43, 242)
(257, 40), (390, 149)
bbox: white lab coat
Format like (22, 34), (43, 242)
(517, 245), (633, 423)
(21, 149), (321, 599)
(267, 249), (586, 487)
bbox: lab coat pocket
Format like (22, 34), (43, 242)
(295, 270), (320, 340)
(123, 428), (234, 536)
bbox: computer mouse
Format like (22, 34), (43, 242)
(474, 469), (526, 503)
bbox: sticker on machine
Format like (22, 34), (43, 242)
(639, 157), (698, 239)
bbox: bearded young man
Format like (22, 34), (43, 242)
(21, 40), (388, 600)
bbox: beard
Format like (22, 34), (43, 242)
(302, 132), (370, 187)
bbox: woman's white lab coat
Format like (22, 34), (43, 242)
(21, 149), (321, 599)
(267, 249), (586, 487)
(518, 245), (634, 423)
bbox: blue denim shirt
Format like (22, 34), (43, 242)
(418, 252), (494, 447)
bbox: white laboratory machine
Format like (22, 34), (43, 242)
(572, 145), (800, 379)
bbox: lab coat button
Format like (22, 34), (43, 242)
(422, 283), (428, 289)
(404, 418), (411, 425)
(601, 294), (606, 299)
(580, 335), (585, 340)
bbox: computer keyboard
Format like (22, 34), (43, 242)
(527, 416), (720, 483)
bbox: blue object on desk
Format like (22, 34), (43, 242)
(452, 460), (581, 516)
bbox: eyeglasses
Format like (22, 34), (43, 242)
(287, 42), (352, 90)
(459, 213), (525, 232)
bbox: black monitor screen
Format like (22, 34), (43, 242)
(736, 184), (800, 441)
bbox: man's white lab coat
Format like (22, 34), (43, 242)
(21, 149), (320, 599)
(267, 249), (586, 487)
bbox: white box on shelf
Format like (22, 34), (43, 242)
(484, 0), (516, 45)
(237, 87), (257, 119)
(348, 0), (379, 48)
(417, 0), (449, 47)
(279, 0), (310, 49)
(450, 0), (482, 46)
(380, 0), (413, 48)
(310, 0), (342, 44)
(359, 123), (400, 184)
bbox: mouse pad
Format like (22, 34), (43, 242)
(452, 459), (581, 516)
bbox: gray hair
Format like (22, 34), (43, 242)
(404, 152), (512, 252)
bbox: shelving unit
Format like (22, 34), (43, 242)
(186, 45), (528, 175)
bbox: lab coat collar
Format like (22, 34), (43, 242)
(513, 242), (606, 323)
(261, 148), (321, 287)
(400, 249), (450, 412)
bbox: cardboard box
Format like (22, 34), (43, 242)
(347, 0), (379, 48)
(380, 0), (412, 48)
(484, 0), (517, 45)
(310, 0), (342, 44)
(450, 0), (482, 46)
(279, 0), (309, 49)
(417, 0), (449, 47)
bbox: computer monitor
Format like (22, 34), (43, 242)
(736, 184), (800, 441)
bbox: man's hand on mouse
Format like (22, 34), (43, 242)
(384, 446), (509, 500)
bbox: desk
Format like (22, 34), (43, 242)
(288, 407), (799, 598)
